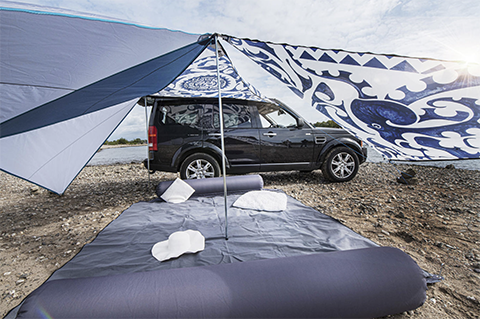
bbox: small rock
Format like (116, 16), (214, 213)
(16, 279), (25, 285)
(30, 186), (39, 193)
(445, 164), (455, 169)
(397, 177), (418, 185)
(430, 298), (436, 304)
(3, 272), (11, 276)
(466, 296), (476, 301)
(395, 212), (405, 219)
(474, 268), (480, 273)
(381, 230), (390, 236)
(401, 168), (416, 179)
(398, 231), (415, 243)
(466, 251), (477, 260)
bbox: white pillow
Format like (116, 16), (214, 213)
(151, 230), (205, 262)
(233, 190), (287, 212)
(160, 178), (195, 203)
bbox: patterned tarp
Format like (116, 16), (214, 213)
(155, 45), (272, 103)
(227, 36), (480, 161)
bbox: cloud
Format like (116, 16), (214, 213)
(108, 104), (150, 141)
(19, 0), (480, 57)
(22, 0), (479, 61)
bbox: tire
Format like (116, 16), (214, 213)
(321, 147), (359, 182)
(179, 153), (221, 179)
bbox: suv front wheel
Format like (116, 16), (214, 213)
(180, 153), (221, 179)
(321, 147), (359, 182)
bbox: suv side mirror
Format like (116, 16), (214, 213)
(296, 118), (305, 128)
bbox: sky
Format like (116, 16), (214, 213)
(9, 0), (480, 140)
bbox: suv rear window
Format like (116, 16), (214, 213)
(158, 104), (203, 128)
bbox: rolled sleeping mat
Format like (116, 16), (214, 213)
(17, 247), (426, 318)
(156, 174), (264, 199)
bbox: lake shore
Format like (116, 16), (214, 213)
(1, 162), (479, 318)
(98, 143), (147, 151)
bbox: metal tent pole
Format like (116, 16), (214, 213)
(144, 97), (151, 186)
(215, 34), (229, 240)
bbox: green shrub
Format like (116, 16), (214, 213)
(313, 120), (341, 128)
(104, 138), (147, 145)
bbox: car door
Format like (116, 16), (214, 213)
(155, 101), (204, 164)
(203, 102), (261, 172)
(256, 103), (315, 170)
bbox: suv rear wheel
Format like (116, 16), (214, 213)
(321, 147), (359, 182)
(180, 153), (221, 179)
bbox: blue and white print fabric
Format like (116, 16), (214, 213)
(156, 46), (272, 103)
(228, 37), (480, 161)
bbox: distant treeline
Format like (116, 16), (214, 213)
(104, 138), (147, 145)
(313, 120), (341, 128)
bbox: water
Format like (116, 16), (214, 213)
(87, 145), (148, 166)
(88, 145), (480, 171)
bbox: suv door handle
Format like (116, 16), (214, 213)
(208, 133), (222, 137)
(263, 132), (277, 137)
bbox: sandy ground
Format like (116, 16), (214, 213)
(1, 162), (479, 318)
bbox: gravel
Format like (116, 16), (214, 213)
(1, 162), (479, 318)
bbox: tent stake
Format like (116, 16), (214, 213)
(215, 34), (228, 240)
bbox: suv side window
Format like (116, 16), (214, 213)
(257, 104), (297, 128)
(208, 104), (253, 129)
(157, 103), (203, 128)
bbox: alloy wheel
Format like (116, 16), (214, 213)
(330, 152), (355, 179)
(186, 159), (215, 179)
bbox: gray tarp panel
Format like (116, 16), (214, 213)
(48, 191), (379, 281)
(10, 187), (429, 318)
(17, 247), (426, 318)
(0, 3), (208, 195)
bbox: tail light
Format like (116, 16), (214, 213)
(148, 126), (157, 151)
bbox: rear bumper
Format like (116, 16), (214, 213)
(143, 158), (177, 173)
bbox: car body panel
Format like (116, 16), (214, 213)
(144, 96), (367, 179)
(258, 127), (315, 170)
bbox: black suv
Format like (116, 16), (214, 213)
(143, 96), (367, 182)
